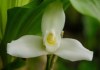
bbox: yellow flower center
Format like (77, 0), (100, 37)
(47, 33), (56, 46)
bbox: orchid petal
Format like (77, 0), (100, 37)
(7, 35), (47, 58)
(54, 38), (93, 61)
(41, 1), (65, 36)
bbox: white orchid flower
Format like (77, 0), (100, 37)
(7, 2), (93, 61)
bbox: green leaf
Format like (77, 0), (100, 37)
(0, 1), (7, 39)
(7, 0), (32, 9)
(0, 0), (32, 39)
(70, 0), (100, 22)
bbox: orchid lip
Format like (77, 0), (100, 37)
(46, 32), (56, 46)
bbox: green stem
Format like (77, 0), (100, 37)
(45, 55), (51, 70)
(50, 55), (57, 70)
(45, 55), (50, 70)
(45, 55), (57, 70)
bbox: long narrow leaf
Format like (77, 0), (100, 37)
(0, 0), (32, 39)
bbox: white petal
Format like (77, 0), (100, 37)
(54, 38), (93, 61)
(41, 1), (65, 36)
(7, 35), (47, 58)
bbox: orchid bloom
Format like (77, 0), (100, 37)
(7, 2), (93, 61)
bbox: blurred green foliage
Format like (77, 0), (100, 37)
(0, 0), (100, 70)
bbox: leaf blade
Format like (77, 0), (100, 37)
(70, 0), (100, 21)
